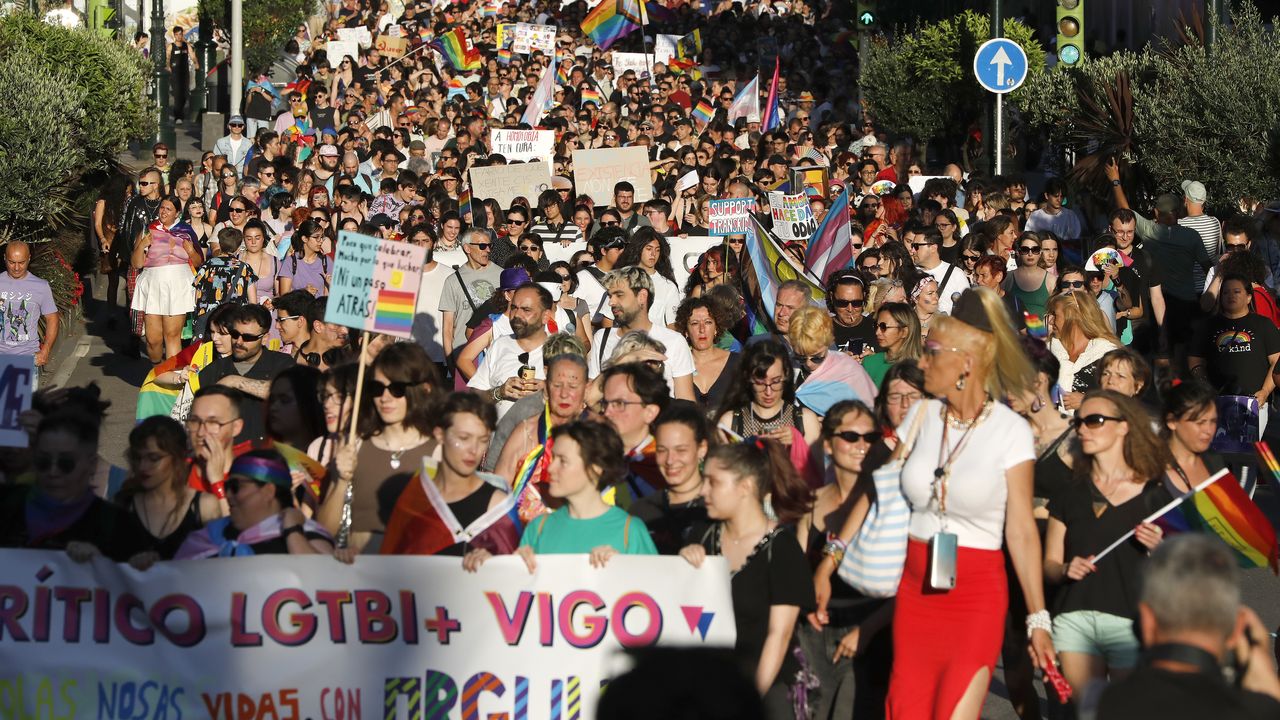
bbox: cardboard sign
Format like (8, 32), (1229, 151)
(325, 40), (358, 65)
(0, 551), (736, 720)
(495, 22), (515, 50)
(655, 34), (681, 65)
(490, 129), (555, 165)
(543, 239), (587, 265)
(612, 52), (652, 78)
(374, 34), (408, 58)
(325, 231), (426, 338)
(513, 22), (556, 55)
(768, 191), (818, 241)
(335, 26), (371, 48)
(791, 165), (830, 200)
(470, 162), (553, 209)
(0, 355), (34, 447)
(708, 197), (757, 236)
(670, 236), (725, 291)
(572, 146), (653, 205)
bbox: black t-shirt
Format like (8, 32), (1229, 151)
(1048, 478), (1171, 619)
(199, 350), (297, 442)
(833, 317), (878, 356)
(0, 486), (152, 562)
(311, 106), (337, 133)
(700, 526), (815, 682)
(628, 492), (712, 556)
(1193, 312), (1280, 395)
(1097, 663), (1280, 720)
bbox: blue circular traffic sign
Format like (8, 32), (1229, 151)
(973, 38), (1028, 94)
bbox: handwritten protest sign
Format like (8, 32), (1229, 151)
(325, 231), (426, 338)
(336, 26), (371, 47)
(374, 34), (408, 58)
(490, 129), (555, 165)
(572, 147), (653, 205)
(326, 40), (358, 65)
(513, 22), (556, 54)
(708, 197), (757, 235)
(0, 551), (735, 720)
(655, 34), (681, 65)
(470, 161), (553, 209)
(768, 191), (818, 241)
(612, 52), (652, 78)
(0, 355), (34, 447)
(671, 237), (724, 290)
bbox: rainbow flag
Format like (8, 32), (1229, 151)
(556, 64), (569, 85)
(1153, 470), (1278, 572)
(580, 87), (603, 107)
(431, 27), (481, 71)
(497, 46), (513, 64)
(580, 0), (642, 50)
(446, 76), (466, 99)
(481, 3), (497, 18)
(232, 438), (328, 510)
(691, 98), (714, 124)
(1024, 312), (1048, 339)
(136, 341), (214, 421)
(739, 215), (825, 331)
(373, 289), (416, 336)
(458, 186), (473, 221)
(1255, 441), (1280, 485)
(762, 56), (781, 132)
(508, 404), (553, 527)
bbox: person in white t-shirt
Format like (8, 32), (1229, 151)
(468, 284), (552, 418)
(573, 228), (627, 323)
(588, 267), (695, 401)
(409, 225), (448, 364)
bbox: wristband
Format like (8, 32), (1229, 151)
(211, 480), (226, 499)
(1026, 609), (1052, 638)
(822, 540), (845, 564)
(491, 386), (504, 403)
(282, 524), (304, 539)
(825, 532), (847, 550)
(1110, 179), (1121, 187)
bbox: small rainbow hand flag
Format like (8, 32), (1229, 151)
(497, 46), (513, 64)
(1024, 312), (1047, 339)
(556, 64), (569, 85)
(373, 289), (416, 337)
(691, 98), (714, 125)
(459, 187), (473, 220)
(1255, 441), (1280, 485)
(580, 87), (603, 107)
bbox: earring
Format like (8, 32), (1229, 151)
(1031, 396), (1044, 413)
(955, 372), (967, 391)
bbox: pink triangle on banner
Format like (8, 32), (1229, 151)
(681, 605), (703, 634)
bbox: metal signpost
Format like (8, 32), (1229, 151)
(973, 38), (1028, 176)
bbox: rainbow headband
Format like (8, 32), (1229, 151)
(227, 455), (291, 488)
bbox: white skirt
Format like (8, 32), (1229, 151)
(132, 264), (196, 316)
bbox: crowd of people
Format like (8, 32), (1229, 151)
(4, 1), (1280, 719)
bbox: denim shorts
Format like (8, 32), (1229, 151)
(1052, 610), (1140, 668)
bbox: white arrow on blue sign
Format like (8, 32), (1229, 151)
(973, 38), (1028, 94)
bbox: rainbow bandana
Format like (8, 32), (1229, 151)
(227, 453), (291, 488)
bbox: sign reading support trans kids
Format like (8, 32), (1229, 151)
(973, 38), (1028, 94)
(490, 129), (555, 165)
(325, 231), (426, 338)
(708, 198), (756, 235)
(0, 551), (736, 720)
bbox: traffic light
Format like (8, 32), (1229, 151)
(1056, 0), (1085, 66)
(855, 1), (877, 31)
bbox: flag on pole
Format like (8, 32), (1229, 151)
(520, 61), (557, 127)
(691, 98), (715, 125)
(804, 186), (851, 282)
(581, 0), (643, 50)
(1154, 470), (1279, 572)
(727, 75), (759, 124)
(644, 0), (675, 24)
(430, 27), (481, 71)
(762, 57), (781, 132)
(739, 215), (825, 330)
(581, 87), (604, 107)
(676, 28), (703, 58)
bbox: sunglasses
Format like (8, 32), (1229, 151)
(876, 322), (902, 332)
(154, 154), (168, 159)
(228, 329), (265, 341)
(601, 220), (620, 227)
(1072, 413), (1124, 430)
(1018, 245), (1041, 254)
(1061, 280), (1086, 289)
(139, 180), (157, 187)
(910, 242), (935, 250)
(224, 477), (265, 495)
(1225, 243), (1249, 251)
(506, 218), (527, 225)
(797, 351), (827, 365)
(519, 245), (540, 252)
(34, 452), (77, 474)
(303, 348), (342, 367)
(832, 298), (864, 308)
(469, 243), (492, 250)
(229, 123), (245, 128)
(229, 207), (248, 214)
(962, 253), (981, 262)
(831, 430), (883, 444)
(367, 379), (413, 398)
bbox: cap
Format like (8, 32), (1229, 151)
(229, 115), (245, 125)
(1181, 179), (1207, 204)
(797, 91), (815, 103)
(500, 267), (531, 290)
(369, 213), (397, 228)
(409, 139), (426, 151)
(551, 175), (573, 190)
(950, 289), (993, 333)
(767, 154), (788, 166)
(226, 451), (292, 489)
(318, 144), (339, 157)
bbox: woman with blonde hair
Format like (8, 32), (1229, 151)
(886, 288), (1056, 719)
(787, 306), (878, 414)
(1047, 290), (1121, 411)
(864, 277), (906, 317)
(861, 302), (923, 387)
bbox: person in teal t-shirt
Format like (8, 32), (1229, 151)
(463, 419), (656, 573)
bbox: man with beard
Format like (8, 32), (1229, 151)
(467, 283), (551, 418)
(588, 266), (695, 401)
(198, 304), (295, 442)
(313, 144), (340, 190)
(117, 167), (164, 345)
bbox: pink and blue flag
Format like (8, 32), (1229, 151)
(804, 186), (851, 282)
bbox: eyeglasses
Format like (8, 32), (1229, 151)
(750, 377), (785, 390)
(1072, 413), (1125, 430)
(469, 242), (492, 250)
(832, 298), (864, 308)
(876, 322), (902, 332)
(1061, 280), (1086, 289)
(886, 392), (923, 406)
(961, 253), (981, 263)
(935, 222), (953, 229)
(599, 398), (645, 412)
(831, 430), (882, 444)
(34, 452), (78, 474)
(184, 417), (237, 431)
(797, 351), (828, 365)
(367, 380), (414, 398)
(228, 329), (265, 341)
(1018, 245), (1042, 255)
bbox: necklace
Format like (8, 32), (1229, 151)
(942, 399), (990, 430)
(389, 448), (406, 470)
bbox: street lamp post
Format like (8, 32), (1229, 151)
(150, 0), (177, 149)
(192, 7), (215, 117)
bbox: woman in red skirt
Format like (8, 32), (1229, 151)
(887, 288), (1058, 719)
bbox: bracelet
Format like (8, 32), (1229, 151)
(821, 541), (845, 564)
(1026, 609), (1052, 638)
(825, 532), (847, 550)
(491, 386), (503, 403)
(1110, 179), (1121, 187)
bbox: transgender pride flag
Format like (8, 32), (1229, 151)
(805, 185), (851, 282)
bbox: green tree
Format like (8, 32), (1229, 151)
(860, 11), (1045, 153)
(201, 0), (315, 74)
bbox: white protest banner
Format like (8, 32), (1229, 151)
(543, 240), (587, 265)
(325, 40), (358, 65)
(0, 354), (34, 447)
(325, 231), (426, 339)
(655, 34), (681, 65)
(336, 26), (371, 47)
(470, 161), (552, 209)
(0, 551), (735, 719)
(572, 146), (653, 205)
(768, 191), (818, 241)
(490, 129), (555, 165)
(612, 52), (652, 78)
(671, 237), (724, 290)
(708, 197), (757, 236)
(908, 175), (951, 198)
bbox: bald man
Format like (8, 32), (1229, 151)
(0, 241), (59, 372)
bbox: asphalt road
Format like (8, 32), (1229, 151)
(54, 274), (1280, 720)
